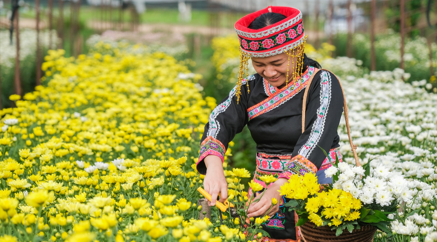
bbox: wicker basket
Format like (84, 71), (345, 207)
(299, 222), (377, 242)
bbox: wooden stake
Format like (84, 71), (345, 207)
(70, 0), (74, 55)
(59, 0), (64, 49)
(48, 0), (53, 49)
(400, 0), (405, 70)
(347, 0), (353, 57)
(370, 0), (376, 71)
(314, 0), (319, 48)
(328, 0), (334, 45)
(14, 1), (21, 96)
(36, 0), (41, 85)
(427, 36), (435, 76)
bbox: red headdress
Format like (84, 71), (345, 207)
(234, 6), (307, 101)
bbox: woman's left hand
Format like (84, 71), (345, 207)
(247, 178), (287, 218)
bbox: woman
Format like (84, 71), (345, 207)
(196, 6), (344, 241)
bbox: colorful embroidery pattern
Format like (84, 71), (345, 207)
(259, 152), (292, 160)
(256, 156), (289, 171)
(198, 137), (226, 164)
(279, 155), (318, 179)
(298, 71), (332, 158)
(266, 219), (285, 229)
(235, 11), (302, 39)
(247, 67), (315, 120)
(207, 75), (254, 138)
(238, 21), (304, 51)
(263, 78), (278, 96)
(319, 149), (343, 171)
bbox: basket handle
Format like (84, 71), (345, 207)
(301, 69), (361, 167)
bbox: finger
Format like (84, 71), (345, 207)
(247, 200), (267, 214)
(210, 187), (220, 206)
(219, 183), (228, 202)
(247, 198), (268, 213)
(247, 203), (270, 218)
(203, 182), (211, 205)
(268, 206), (279, 217)
(204, 181), (210, 195)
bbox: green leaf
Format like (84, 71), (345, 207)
(285, 200), (299, 208)
(335, 227), (344, 236)
(318, 145), (330, 161)
(360, 207), (371, 219)
(296, 217), (309, 226)
(360, 214), (383, 224)
(346, 224), (354, 233)
(374, 210), (391, 221)
(373, 222), (392, 236)
(364, 163), (371, 177)
(407, 209), (420, 217)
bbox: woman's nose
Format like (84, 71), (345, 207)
(263, 66), (277, 78)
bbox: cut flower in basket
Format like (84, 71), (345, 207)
(279, 172), (365, 236)
(280, 155), (416, 238)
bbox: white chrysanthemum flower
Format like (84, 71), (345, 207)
(81, 117), (88, 122)
(373, 165), (390, 179)
(375, 190), (394, 206)
(76, 160), (85, 168)
(337, 162), (350, 172)
(85, 165), (97, 173)
(3, 118), (18, 125)
(351, 166), (365, 176)
(373, 178), (388, 192)
(324, 166), (338, 178)
(342, 180), (356, 192)
(112, 158), (125, 166)
(116, 165), (126, 171)
(95, 162), (109, 170)
(74, 112), (81, 117)
(359, 190), (374, 204)
(410, 236), (419, 242)
(1, 125), (8, 132)
(333, 182), (342, 190)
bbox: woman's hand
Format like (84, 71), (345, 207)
(203, 155), (227, 206)
(247, 178), (287, 218)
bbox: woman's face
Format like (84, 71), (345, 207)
(251, 52), (298, 88)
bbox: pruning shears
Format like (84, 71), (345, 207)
(197, 187), (239, 218)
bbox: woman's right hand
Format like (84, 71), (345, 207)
(203, 155), (228, 206)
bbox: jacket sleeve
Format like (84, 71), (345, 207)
(196, 78), (252, 175)
(280, 70), (344, 178)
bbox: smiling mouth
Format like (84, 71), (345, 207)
(267, 76), (281, 82)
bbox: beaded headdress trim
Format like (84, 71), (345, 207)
(234, 6), (307, 103)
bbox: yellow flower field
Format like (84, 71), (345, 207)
(0, 43), (253, 242)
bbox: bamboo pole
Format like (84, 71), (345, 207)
(428, 36), (435, 76)
(75, 0), (81, 55)
(118, 1), (122, 31)
(314, 0), (319, 48)
(328, 0), (334, 45)
(347, 0), (352, 57)
(36, 0), (41, 85)
(48, 0), (53, 49)
(59, 0), (64, 49)
(370, 0), (376, 71)
(70, 0), (74, 55)
(400, 0), (405, 70)
(14, 0), (21, 96)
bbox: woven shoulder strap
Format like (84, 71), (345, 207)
(301, 69), (361, 167)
